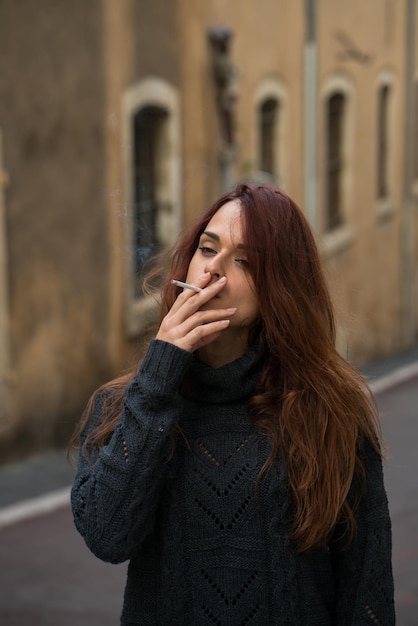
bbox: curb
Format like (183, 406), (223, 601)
(0, 486), (71, 530)
(368, 361), (418, 395)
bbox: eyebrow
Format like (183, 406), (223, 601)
(201, 231), (246, 250)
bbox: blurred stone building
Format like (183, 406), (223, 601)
(0, 0), (417, 461)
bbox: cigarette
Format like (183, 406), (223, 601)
(170, 279), (202, 292)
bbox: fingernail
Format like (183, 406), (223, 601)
(226, 308), (237, 313)
(217, 276), (227, 284)
(200, 272), (211, 280)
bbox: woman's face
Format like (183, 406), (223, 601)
(186, 200), (260, 337)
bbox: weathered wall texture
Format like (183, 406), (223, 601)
(316, 0), (407, 361)
(0, 0), (109, 457)
(0, 0), (416, 463)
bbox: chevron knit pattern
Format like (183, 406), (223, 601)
(71, 339), (395, 625)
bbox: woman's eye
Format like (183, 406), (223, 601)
(198, 246), (216, 255)
(235, 258), (249, 267)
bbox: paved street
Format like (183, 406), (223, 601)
(0, 506), (126, 625)
(376, 375), (418, 623)
(0, 351), (417, 624)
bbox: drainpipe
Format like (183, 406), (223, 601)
(305, 0), (317, 230)
(402, 0), (416, 347)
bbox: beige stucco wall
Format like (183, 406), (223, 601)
(178, 0), (305, 221)
(0, 129), (13, 437)
(0, 0), (416, 463)
(178, 0), (412, 365)
(137, 0), (415, 366)
(102, 0), (181, 369)
(0, 0), (111, 459)
(315, 0), (407, 364)
(0, 0), (183, 461)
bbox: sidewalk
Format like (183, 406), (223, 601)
(0, 448), (75, 517)
(1, 342), (417, 514)
(360, 342), (418, 384)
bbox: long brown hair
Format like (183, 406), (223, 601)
(69, 184), (382, 552)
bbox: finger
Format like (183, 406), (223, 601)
(170, 275), (227, 319)
(190, 330), (227, 351)
(156, 302), (236, 349)
(157, 305), (236, 345)
(182, 276), (228, 312)
(178, 306), (236, 336)
(168, 272), (212, 314)
(179, 319), (232, 352)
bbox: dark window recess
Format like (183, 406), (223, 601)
(132, 106), (168, 296)
(259, 98), (279, 176)
(326, 93), (345, 230)
(377, 85), (390, 199)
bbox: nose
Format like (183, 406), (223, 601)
(204, 255), (223, 280)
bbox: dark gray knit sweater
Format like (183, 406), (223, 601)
(71, 339), (395, 625)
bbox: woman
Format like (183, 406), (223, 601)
(70, 184), (395, 624)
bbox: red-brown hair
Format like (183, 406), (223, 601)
(69, 184), (382, 552)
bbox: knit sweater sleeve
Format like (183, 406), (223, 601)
(71, 339), (193, 564)
(331, 439), (395, 625)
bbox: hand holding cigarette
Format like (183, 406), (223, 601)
(157, 274), (235, 352)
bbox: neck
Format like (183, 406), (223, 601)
(197, 329), (249, 368)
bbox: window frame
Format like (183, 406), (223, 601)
(377, 84), (390, 200)
(259, 97), (280, 178)
(375, 70), (397, 221)
(320, 77), (354, 257)
(253, 79), (288, 188)
(122, 78), (181, 336)
(325, 91), (346, 232)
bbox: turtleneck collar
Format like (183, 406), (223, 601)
(181, 342), (264, 405)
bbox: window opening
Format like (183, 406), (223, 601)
(132, 105), (168, 296)
(377, 85), (390, 198)
(259, 98), (279, 176)
(326, 93), (345, 230)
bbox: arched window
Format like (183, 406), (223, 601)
(132, 105), (168, 296)
(377, 85), (390, 199)
(326, 92), (345, 230)
(122, 78), (181, 335)
(259, 98), (279, 177)
(253, 80), (287, 188)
